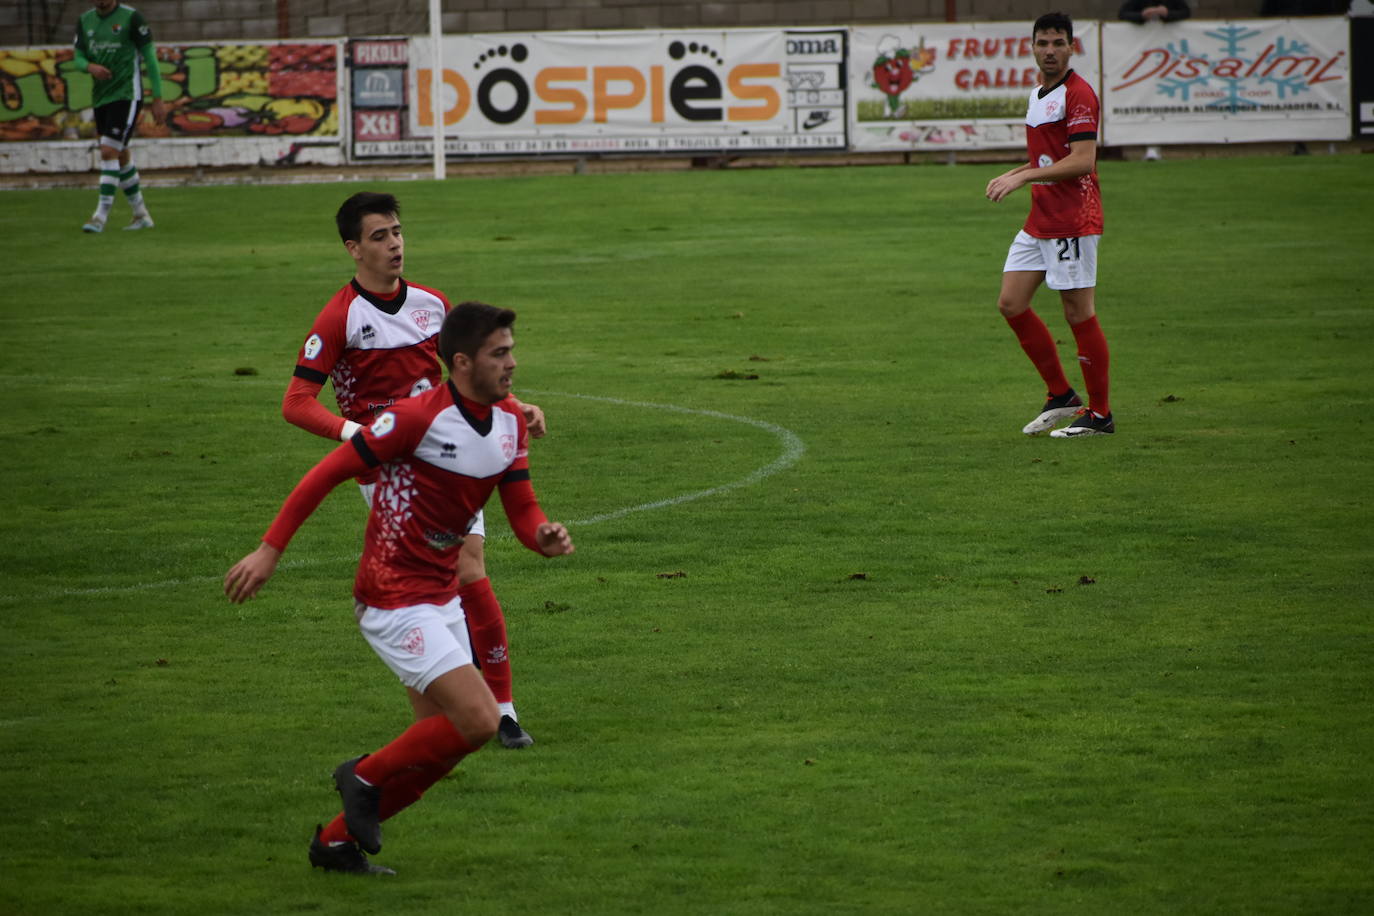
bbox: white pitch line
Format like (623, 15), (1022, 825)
(1, 393), (804, 604)
(527, 390), (806, 527)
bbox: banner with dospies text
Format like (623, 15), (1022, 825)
(1100, 18), (1350, 144)
(849, 22), (1100, 152)
(351, 28), (846, 158)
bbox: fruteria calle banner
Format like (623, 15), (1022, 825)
(1101, 17), (1350, 144)
(383, 28), (806, 156)
(0, 42), (339, 142)
(849, 22), (1100, 151)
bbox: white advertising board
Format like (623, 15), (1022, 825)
(1101, 17), (1350, 144)
(849, 22), (1100, 152)
(352, 28), (845, 158)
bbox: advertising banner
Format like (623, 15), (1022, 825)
(1101, 18), (1350, 144)
(848, 22), (1100, 152)
(781, 29), (847, 147)
(352, 28), (842, 158)
(0, 42), (339, 143)
(1347, 16), (1372, 139)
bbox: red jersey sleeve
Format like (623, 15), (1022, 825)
(281, 375), (347, 440)
(492, 398), (545, 550)
(1065, 78), (1099, 141)
(262, 442), (371, 552)
(499, 477), (550, 553)
(293, 287), (350, 387)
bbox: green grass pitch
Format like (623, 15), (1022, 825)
(1, 154), (1372, 914)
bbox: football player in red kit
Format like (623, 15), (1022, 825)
(226, 302), (574, 875)
(986, 11), (1115, 438)
(283, 192), (541, 748)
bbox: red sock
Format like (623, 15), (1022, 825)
(319, 813), (353, 846)
(1006, 309), (1071, 396)
(319, 766), (444, 844)
(318, 752), (460, 846)
(459, 577), (513, 705)
(354, 714), (477, 786)
(376, 764), (450, 822)
(1070, 314), (1111, 416)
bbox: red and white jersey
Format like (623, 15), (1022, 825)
(293, 279), (451, 424)
(1023, 70), (1103, 239)
(352, 382), (529, 608)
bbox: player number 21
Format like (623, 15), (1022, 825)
(1056, 237), (1080, 261)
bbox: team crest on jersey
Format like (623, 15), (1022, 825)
(1045, 100), (1060, 119)
(401, 627), (426, 656)
(111, 23), (122, 32)
(370, 411), (397, 437)
(412, 310), (433, 332)
(500, 434), (516, 461)
(304, 333), (323, 359)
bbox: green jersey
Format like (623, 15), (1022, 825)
(72, 4), (163, 109)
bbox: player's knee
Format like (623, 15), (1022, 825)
(998, 297), (1029, 319)
(1061, 295), (1096, 325)
(452, 704), (499, 747)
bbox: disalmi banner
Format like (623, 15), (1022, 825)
(351, 28), (845, 157)
(848, 22), (1100, 151)
(1100, 17), (1351, 144)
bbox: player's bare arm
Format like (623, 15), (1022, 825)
(987, 139), (1097, 203)
(986, 162), (1036, 202)
(224, 543), (283, 603)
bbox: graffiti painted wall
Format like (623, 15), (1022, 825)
(0, 41), (339, 142)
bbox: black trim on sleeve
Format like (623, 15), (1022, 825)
(293, 365), (328, 384)
(501, 468), (531, 484)
(351, 433), (380, 468)
(1067, 131), (1097, 143)
(351, 278), (408, 315)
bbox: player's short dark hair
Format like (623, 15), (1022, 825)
(336, 191), (400, 242)
(438, 302), (518, 369)
(1033, 11), (1073, 43)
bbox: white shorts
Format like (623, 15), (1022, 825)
(1003, 230), (1099, 290)
(358, 482), (484, 538)
(355, 596), (473, 693)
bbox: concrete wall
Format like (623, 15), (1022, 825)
(7, 0), (1268, 48)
